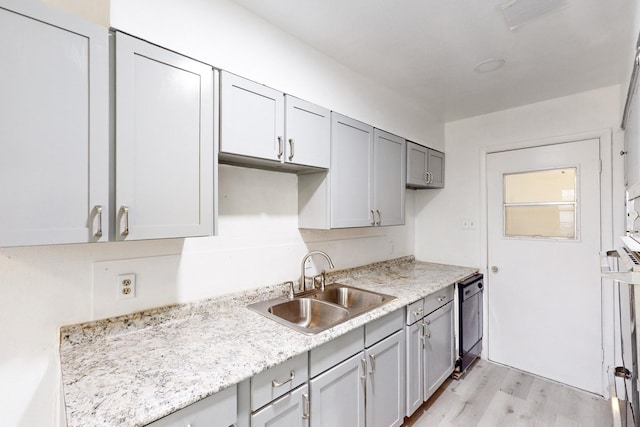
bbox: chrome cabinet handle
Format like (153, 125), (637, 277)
(426, 171), (433, 184)
(369, 354), (376, 375)
(288, 138), (295, 161)
(94, 205), (103, 238)
(277, 136), (284, 159)
(370, 210), (375, 226)
(375, 209), (381, 226)
(360, 357), (367, 380)
(272, 370), (295, 387)
(302, 393), (310, 420)
(120, 206), (129, 236)
(437, 296), (447, 302)
(424, 319), (431, 339)
(424, 172), (429, 184)
(412, 308), (424, 317)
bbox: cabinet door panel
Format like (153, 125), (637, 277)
(115, 32), (213, 240)
(373, 130), (406, 226)
(285, 96), (330, 168)
(310, 351), (365, 427)
(405, 321), (424, 417)
(252, 384), (309, 427)
(0, 2), (108, 246)
(220, 71), (284, 161)
(427, 149), (445, 188)
(366, 330), (405, 427)
(330, 114), (373, 228)
(424, 301), (454, 400)
(406, 142), (429, 187)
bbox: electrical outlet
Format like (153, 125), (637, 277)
(117, 273), (136, 300)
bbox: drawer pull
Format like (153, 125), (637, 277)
(360, 357), (367, 380)
(424, 319), (431, 339)
(412, 308), (423, 317)
(271, 370), (295, 388)
(437, 296), (447, 302)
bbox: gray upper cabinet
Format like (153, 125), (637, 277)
(299, 114), (405, 229)
(220, 71), (285, 163)
(220, 71), (329, 171)
(284, 96), (330, 169)
(373, 129), (406, 226)
(0, 0), (109, 247)
(330, 114), (375, 228)
(115, 32), (214, 240)
(406, 141), (445, 189)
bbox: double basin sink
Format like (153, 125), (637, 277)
(248, 283), (396, 335)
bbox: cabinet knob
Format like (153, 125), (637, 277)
(491, 265), (499, 273)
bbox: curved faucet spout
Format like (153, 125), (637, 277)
(300, 250), (335, 292)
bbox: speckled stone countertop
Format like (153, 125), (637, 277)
(59, 257), (477, 427)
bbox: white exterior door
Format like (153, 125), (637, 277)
(487, 139), (603, 394)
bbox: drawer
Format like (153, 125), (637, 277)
(406, 299), (425, 325)
(365, 308), (404, 348)
(147, 384), (237, 426)
(251, 352), (308, 411)
(424, 284), (454, 315)
(309, 326), (364, 378)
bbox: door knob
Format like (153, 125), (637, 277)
(491, 266), (499, 273)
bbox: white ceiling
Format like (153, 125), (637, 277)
(230, 0), (637, 122)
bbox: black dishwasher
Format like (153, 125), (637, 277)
(456, 273), (484, 377)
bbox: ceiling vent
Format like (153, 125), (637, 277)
(501, 0), (568, 31)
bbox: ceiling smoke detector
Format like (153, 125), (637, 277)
(501, 0), (569, 31)
(473, 58), (506, 74)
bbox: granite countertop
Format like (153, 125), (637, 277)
(59, 257), (477, 427)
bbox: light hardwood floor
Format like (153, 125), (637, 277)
(404, 359), (612, 427)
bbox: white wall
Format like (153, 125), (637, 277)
(415, 85), (625, 268)
(0, 1), (426, 425)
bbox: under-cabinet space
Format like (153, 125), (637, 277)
(0, 0), (109, 246)
(406, 141), (445, 189)
(114, 32), (215, 240)
(219, 71), (329, 172)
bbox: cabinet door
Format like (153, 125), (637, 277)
(426, 149), (445, 188)
(252, 384), (309, 427)
(406, 142), (429, 188)
(310, 351), (365, 427)
(424, 301), (454, 400)
(220, 71), (284, 161)
(365, 330), (405, 427)
(330, 113), (374, 228)
(285, 96), (330, 168)
(0, 1), (109, 246)
(405, 321), (424, 417)
(373, 130), (406, 226)
(115, 32), (214, 240)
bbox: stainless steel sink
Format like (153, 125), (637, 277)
(312, 284), (394, 312)
(248, 283), (396, 335)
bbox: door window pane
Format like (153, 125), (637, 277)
(503, 168), (576, 239)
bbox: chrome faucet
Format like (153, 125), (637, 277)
(300, 250), (335, 292)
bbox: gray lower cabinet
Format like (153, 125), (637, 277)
(252, 384), (310, 427)
(365, 330), (405, 427)
(405, 286), (455, 418)
(424, 302), (455, 399)
(146, 384), (237, 426)
(309, 352), (366, 427)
